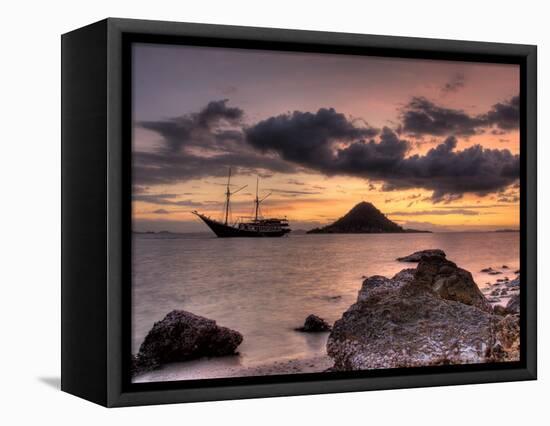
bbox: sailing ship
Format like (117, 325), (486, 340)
(192, 169), (291, 238)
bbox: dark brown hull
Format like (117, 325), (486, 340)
(194, 213), (290, 238)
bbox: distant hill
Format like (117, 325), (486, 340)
(307, 202), (430, 234)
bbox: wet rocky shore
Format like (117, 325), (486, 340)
(133, 249), (520, 378)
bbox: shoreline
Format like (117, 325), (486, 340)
(133, 354), (333, 383)
(132, 249), (520, 382)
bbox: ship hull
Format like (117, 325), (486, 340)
(195, 213), (290, 238)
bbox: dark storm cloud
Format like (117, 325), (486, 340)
(441, 73), (465, 94)
(401, 97), (485, 136)
(133, 150), (294, 185)
(388, 136), (519, 202)
(246, 107), (379, 166)
(134, 100), (296, 185)
(401, 95), (519, 137)
(482, 95), (520, 130)
(141, 99), (245, 153)
(137, 100), (519, 201)
(246, 111), (519, 201)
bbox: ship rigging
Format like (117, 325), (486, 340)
(192, 169), (291, 238)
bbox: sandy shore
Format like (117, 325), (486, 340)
(133, 354), (333, 383)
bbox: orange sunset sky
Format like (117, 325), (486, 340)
(132, 43), (520, 233)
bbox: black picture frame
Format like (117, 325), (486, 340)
(61, 17), (537, 407)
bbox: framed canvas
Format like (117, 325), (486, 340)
(61, 18), (537, 407)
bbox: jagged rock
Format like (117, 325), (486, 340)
(357, 270), (415, 302)
(414, 255), (492, 312)
(296, 314), (332, 332)
(506, 294), (520, 314)
(493, 305), (508, 316)
(507, 277), (520, 287)
(494, 315), (520, 360)
(327, 256), (518, 371)
(397, 249), (446, 262)
(133, 310), (243, 374)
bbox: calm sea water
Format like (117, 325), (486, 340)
(132, 232), (519, 370)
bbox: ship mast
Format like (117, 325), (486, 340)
(224, 168), (232, 225)
(254, 176), (271, 222)
(254, 177), (259, 222)
(223, 167), (247, 225)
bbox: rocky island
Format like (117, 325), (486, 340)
(307, 201), (430, 234)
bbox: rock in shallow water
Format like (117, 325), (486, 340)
(133, 310), (243, 374)
(506, 294), (520, 314)
(397, 249), (446, 262)
(296, 314), (332, 332)
(327, 255), (519, 371)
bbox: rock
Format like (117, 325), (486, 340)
(506, 294), (520, 314)
(493, 305), (508, 316)
(319, 295), (342, 302)
(494, 315), (520, 360)
(502, 265), (509, 269)
(514, 269), (520, 274)
(481, 267), (494, 273)
(488, 271), (503, 275)
(507, 277), (520, 287)
(296, 314), (332, 332)
(414, 255), (492, 312)
(327, 256), (518, 371)
(357, 270), (414, 302)
(397, 249), (446, 262)
(133, 310), (243, 374)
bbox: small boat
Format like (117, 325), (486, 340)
(192, 169), (291, 238)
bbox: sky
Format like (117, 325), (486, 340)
(132, 43), (520, 233)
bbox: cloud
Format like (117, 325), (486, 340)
(441, 73), (465, 94)
(388, 209), (482, 216)
(482, 95), (520, 130)
(134, 100), (296, 185)
(268, 188), (322, 197)
(401, 95), (519, 137)
(141, 99), (244, 153)
(133, 193), (210, 207)
(246, 107), (379, 167)
(401, 97), (485, 136)
(136, 100), (519, 202)
(497, 196), (520, 203)
(246, 111), (519, 201)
